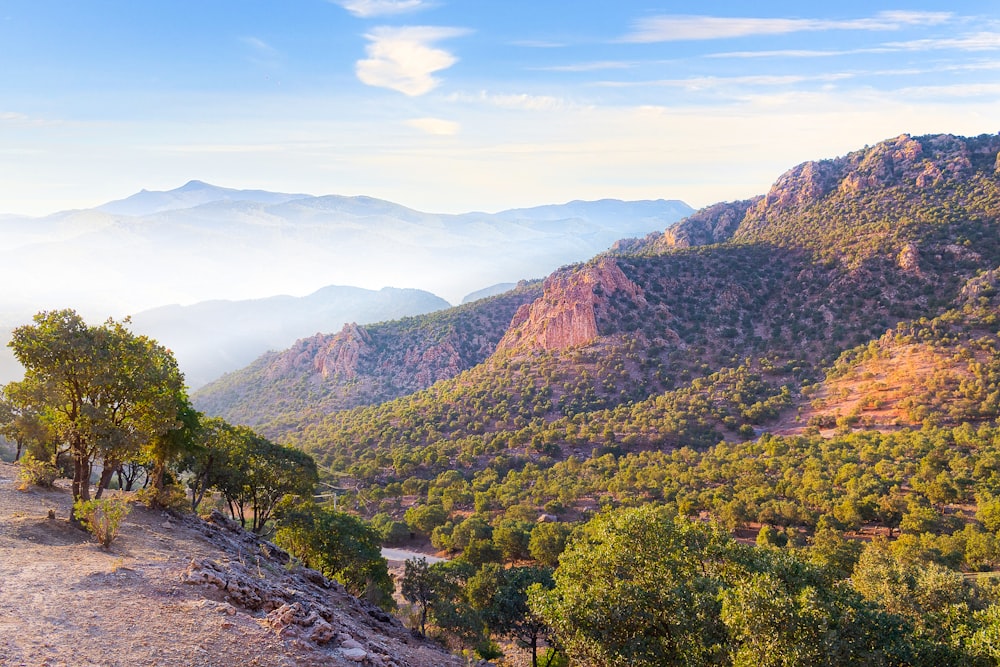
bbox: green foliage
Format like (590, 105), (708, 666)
(6, 309), (184, 507)
(74, 494), (131, 549)
(198, 423), (318, 534)
(274, 501), (393, 610)
(528, 522), (572, 567)
(530, 506), (731, 666)
(16, 452), (59, 489)
(369, 512), (409, 545)
(468, 563), (555, 667)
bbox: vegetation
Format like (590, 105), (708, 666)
(273, 501), (393, 609)
(74, 494), (131, 549)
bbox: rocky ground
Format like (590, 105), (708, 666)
(0, 461), (464, 667)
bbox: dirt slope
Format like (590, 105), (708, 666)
(0, 462), (462, 667)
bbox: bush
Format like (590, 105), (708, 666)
(135, 484), (188, 511)
(16, 453), (59, 490)
(74, 494), (131, 548)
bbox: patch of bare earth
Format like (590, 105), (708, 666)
(772, 343), (975, 436)
(0, 462), (463, 667)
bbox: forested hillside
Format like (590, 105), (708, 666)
(191, 132), (1000, 665)
(194, 282), (543, 425)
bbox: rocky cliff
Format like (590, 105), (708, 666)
(641, 133), (1000, 250)
(495, 258), (646, 353)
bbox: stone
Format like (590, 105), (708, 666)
(340, 647), (367, 662)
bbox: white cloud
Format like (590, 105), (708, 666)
(334, 0), (428, 18)
(624, 11), (953, 43)
(448, 91), (570, 111)
(356, 26), (468, 96)
(405, 117), (460, 135)
(885, 31), (1000, 52)
(534, 60), (636, 72)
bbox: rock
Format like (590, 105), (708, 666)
(340, 647), (368, 661)
(340, 637), (364, 650)
(496, 258), (646, 353)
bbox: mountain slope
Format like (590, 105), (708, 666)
(198, 133), (1000, 511)
(193, 281), (544, 425)
(0, 462), (461, 667)
(131, 286), (451, 389)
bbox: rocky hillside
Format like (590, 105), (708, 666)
(0, 462), (461, 667)
(194, 282), (543, 426)
(213, 133), (1000, 470)
(191, 133), (1000, 520)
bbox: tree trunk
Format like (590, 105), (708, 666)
(95, 460), (118, 499)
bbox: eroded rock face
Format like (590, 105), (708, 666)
(313, 323), (374, 380)
(496, 258), (645, 353)
(660, 199), (758, 249)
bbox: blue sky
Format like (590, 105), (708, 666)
(2, 1), (999, 215)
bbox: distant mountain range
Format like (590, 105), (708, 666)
(0, 183), (692, 386)
(0, 181), (693, 322)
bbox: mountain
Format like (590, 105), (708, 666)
(193, 281), (543, 424)
(97, 179), (312, 216)
(0, 185), (694, 320)
(192, 132), (1000, 518)
(129, 286), (451, 389)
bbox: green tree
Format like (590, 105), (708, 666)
(468, 563), (556, 667)
(6, 310), (183, 518)
(529, 506), (730, 666)
(529, 522), (572, 567)
(401, 557), (437, 637)
(215, 427), (317, 533)
(405, 503), (449, 536)
(274, 501), (393, 609)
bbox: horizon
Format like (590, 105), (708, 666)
(3, 2), (1000, 216)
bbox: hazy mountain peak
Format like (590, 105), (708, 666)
(97, 180), (312, 217)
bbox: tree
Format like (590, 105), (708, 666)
(181, 416), (238, 513)
(468, 563), (556, 667)
(401, 557), (437, 637)
(274, 502), (393, 609)
(404, 503), (449, 536)
(0, 390), (52, 463)
(529, 522), (572, 567)
(143, 391), (201, 502)
(212, 426), (318, 533)
(529, 506), (730, 666)
(6, 310), (183, 519)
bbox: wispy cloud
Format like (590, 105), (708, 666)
(356, 26), (468, 96)
(885, 31), (1000, 51)
(712, 31), (1000, 59)
(510, 40), (567, 49)
(405, 117), (460, 135)
(624, 11), (953, 43)
(448, 91), (570, 111)
(240, 36), (282, 68)
(595, 73), (855, 91)
(534, 60), (636, 72)
(334, 0), (429, 18)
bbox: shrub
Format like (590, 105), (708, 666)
(16, 453), (58, 490)
(74, 494), (131, 549)
(135, 484), (188, 511)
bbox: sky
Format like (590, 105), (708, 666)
(2, 1), (1000, 216)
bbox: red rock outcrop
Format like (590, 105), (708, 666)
(496, 258), (645, 353)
